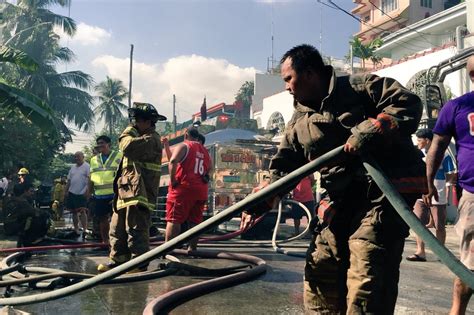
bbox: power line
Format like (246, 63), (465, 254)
(368, 0), (444, 47)
(321, 0), (431, 52)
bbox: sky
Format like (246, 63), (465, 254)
(48, 0), (358, 152)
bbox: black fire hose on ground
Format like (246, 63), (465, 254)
(142, 249), (267, 315)
(0, 146), (345, 306)
(2, 146), (473, 307)
(362, 155), (474, 289)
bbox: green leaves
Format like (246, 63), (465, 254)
(350, 37), (383, 69)
(0, 78), (57, 131)
(0, 45), (38, 71)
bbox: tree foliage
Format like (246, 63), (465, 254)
(350, 37), (383, 70)
(0, 0), (94, 182)
(94, 76), (128, 135)
(0, 108), (68, 180)
(0, 0), (94, 131)
(235, 81), (254, 118)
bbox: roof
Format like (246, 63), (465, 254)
(376, 2), (466, 55)
(204, 129), (258, 145)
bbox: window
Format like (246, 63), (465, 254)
(420, 0), (432, 8)
(363, 15), (370, 22)
(266, 112), (285, 135)
(381, 0), (398, 13)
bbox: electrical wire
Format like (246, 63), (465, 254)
(320, 0), (431, 52)
(368, 0), (444, 45)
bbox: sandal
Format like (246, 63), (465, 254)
(406, 254), (426, 262)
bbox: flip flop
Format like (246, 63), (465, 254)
(406, 254), (426, 262)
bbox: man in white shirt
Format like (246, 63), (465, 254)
(65, 151), (90, 237)
(0, 176), (8, 197)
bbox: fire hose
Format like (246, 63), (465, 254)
(0, 145), (342, 306)
(272, 199), (312, 258)
(1, 145), (473, 307)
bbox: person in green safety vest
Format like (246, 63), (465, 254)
(89, 135), (122, 244)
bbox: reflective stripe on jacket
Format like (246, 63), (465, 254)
(114, 126), (162, 211)
(90, 150), (122, 196)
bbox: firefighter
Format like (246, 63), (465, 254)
(89, 135), (122, 244)
(4, 182), (50, 247)
(51, 177), (66, 220)
(97, 102), (166, 273)
(17, 168), (31, 185)
(242, 44), (426, 314)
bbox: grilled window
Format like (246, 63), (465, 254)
(381, 0), (398, 13)
(420, 0), (432, 8)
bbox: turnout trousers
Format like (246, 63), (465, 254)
(304, 179), (418, 314)
(109, 205), (150, 263)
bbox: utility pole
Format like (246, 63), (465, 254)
(350, 43), (354, 74)
(128, 44), (134, 108)
(271, 2), (274, 73)
(172, 94), (177, 132)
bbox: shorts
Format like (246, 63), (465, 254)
(166, 198), (206, 225)
(92, 197), (113, 218)
(455, 190), (474, 270)
(290, 200), (315, 220)
(413, 199), (446, 231)
(66, 192), (87, 210)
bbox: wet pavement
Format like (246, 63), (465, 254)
(0, 222), (473, 315)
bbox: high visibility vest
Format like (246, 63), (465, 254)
(90, 150), (122, 196)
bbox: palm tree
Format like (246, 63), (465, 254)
(235, 81), (254, 118)
(0, 0), (95, 130)
(350, 37), (383, 70)
(0, 45), (57, 131)
(95, 77), (128, 135)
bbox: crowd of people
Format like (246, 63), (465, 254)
(0, 43), (472, 313)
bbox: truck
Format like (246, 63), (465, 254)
(153, 115), (279, 230)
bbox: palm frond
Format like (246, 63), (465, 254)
(0, 79), (57, 131)
(0, 45), (38, 71)
(37, 8), (76, 36)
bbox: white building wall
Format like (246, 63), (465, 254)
(373, 46), (465, 97)
(261, 91), (294, 131)
(251, 73), (285, 122)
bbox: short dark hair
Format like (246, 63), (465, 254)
(280, 44), (325, 75)
(197, 134), (206, 145)
(415, 129), (433, 140)
(186, 127), (200, 140)
(13, 182), (33, 197)
(96, 135), (111, 144)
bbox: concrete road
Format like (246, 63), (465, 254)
(0, 225), (472, 315)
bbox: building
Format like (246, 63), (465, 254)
(251, 73), (285, 128)
(372, 1), (473, 97)
(192, 102), (240, 121)
(352, 0), (461, 44)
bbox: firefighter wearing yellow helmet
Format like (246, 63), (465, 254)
(98, 102), (166, 273)
(17, 168), (30, 185)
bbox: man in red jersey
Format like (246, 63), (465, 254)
(165, 127), (211, 251)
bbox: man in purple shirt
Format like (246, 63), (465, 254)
(423, 56), (474, 315)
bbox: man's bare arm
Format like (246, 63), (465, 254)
(168, 143), (187, 188)
(423, 134), (452, 206)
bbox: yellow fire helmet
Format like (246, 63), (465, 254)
(18, 168), (29, 175)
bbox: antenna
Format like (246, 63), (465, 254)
(128, 44), (134, 108)
(319, 0), (323, 54)
(271, 2), (274, 73)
